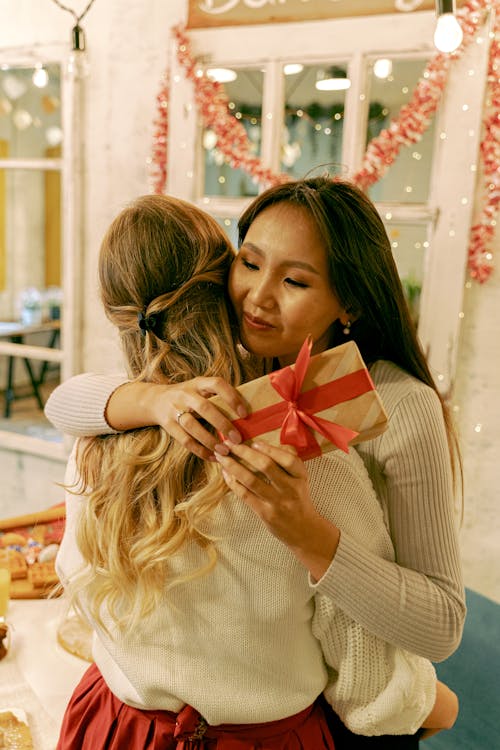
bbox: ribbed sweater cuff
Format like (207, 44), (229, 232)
(45, 373), (127, 436)
(309, 530), (401, 638)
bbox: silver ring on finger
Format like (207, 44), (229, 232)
(176, 409), (191, 426)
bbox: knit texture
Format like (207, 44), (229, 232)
(58, 445), (435, 731)
(49, 361), (465, 729)
(45, 372), (126, 437)
(312, 361), (465, 663)
(307, 451), (436, 734)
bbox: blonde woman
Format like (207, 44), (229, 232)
(56, 194), (337, 749)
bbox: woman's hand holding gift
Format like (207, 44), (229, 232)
(215, 441), (340, 580)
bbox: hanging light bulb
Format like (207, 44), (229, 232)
(50, 0), (96, 78)
(67, 24), (90, 78)
(434, 0), (463, 53)
(32, 65), (49, 88)
(315, 66), (351, 92)
(373, 58), (393, 79)
(206, 68), (237, 83)
(283, 63), (304, 76)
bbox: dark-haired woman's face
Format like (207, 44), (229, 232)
(229, 203), (345, 366)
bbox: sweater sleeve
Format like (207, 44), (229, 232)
(311, 385), (466, 663)
(44, 373), (128, 436)
(313, 592), (436, 736)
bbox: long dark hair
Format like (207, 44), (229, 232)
(238, 177), (461, 482)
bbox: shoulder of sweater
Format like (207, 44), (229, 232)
(368, 360), (439, 417)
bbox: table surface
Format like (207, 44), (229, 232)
(0, 320), (60, 338)
(1, 598), (88, 750)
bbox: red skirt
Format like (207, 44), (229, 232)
(57, 663), (335, 750)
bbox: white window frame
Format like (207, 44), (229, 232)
(167, 11), (491, 395)
(0, 44), (83, 459)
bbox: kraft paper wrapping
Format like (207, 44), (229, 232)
(211, 338), (388, 461)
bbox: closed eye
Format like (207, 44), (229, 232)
(285, 277), (308, 288)
(241, 258), (259, 271)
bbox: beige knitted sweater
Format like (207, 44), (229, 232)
(49, 360), (465, 731)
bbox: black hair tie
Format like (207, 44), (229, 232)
(137, 310), (158, 336)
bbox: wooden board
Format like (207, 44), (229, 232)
(187, 0), (467, 29)
(9, 573), (61, 600)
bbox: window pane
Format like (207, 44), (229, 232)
(367, 58), (434, 204)
(0, 64), (62, 159)
(214, 216), (239, 247)
(383, 220), (429, 326)
(202, 68), (263, 198)
(281, 63), (348, 178)
(0, 169), (62, 325)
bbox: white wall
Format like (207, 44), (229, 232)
(453, 249), (500, 603)
(1, 0), (499, 603)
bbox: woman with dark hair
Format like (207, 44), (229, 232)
(48, 179), (465, 748)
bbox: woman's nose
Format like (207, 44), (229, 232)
(247, 274), (276, 309)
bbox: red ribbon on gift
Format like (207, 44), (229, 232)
(232, 337), (374, 459)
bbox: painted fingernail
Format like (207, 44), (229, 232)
(214, 443), (230, 456)
(228, 430), (241, 444)
(237, 405), (247, 418)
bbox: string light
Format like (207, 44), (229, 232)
(206, 68), (237, 83)
(373, 58), (393, 79)
(50, 0), (97, 78)
(284, 63), (304, 76)
(32, 65), (49, 88)
(434, 0), (464, 53)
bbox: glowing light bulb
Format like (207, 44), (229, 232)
(284, 63), (303, 76)
(32, 66), (49, 88)
(373, 58), (392, 79)
(434, 13), (463, 53)
(206, 68), (237, 83)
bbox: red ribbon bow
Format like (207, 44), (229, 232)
(232, 337), (367, 459)
(269, 336), (358, 457)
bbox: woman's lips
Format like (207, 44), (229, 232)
(243, 312), (275, 331)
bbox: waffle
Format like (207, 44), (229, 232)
(29, 560), (60, 590)
(0, 549), (28, 580)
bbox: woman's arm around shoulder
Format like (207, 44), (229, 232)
(45, 372), (249, 460)
(44, 373), (128, 436)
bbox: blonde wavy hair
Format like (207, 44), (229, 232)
(69, 194), (248, 633)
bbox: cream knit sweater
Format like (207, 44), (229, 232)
(48, 360), (465, 731)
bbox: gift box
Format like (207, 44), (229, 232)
(211, 337), (387, 461)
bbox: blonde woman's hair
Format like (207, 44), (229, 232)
(70, 194), (247, 633)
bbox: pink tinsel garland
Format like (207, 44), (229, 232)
(150, 0), (499, 281)
(150, 68), (170, 195)
(351, 0), (487, 190)
(174, 26), (291, 188)
(467, 11), (500, 281)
